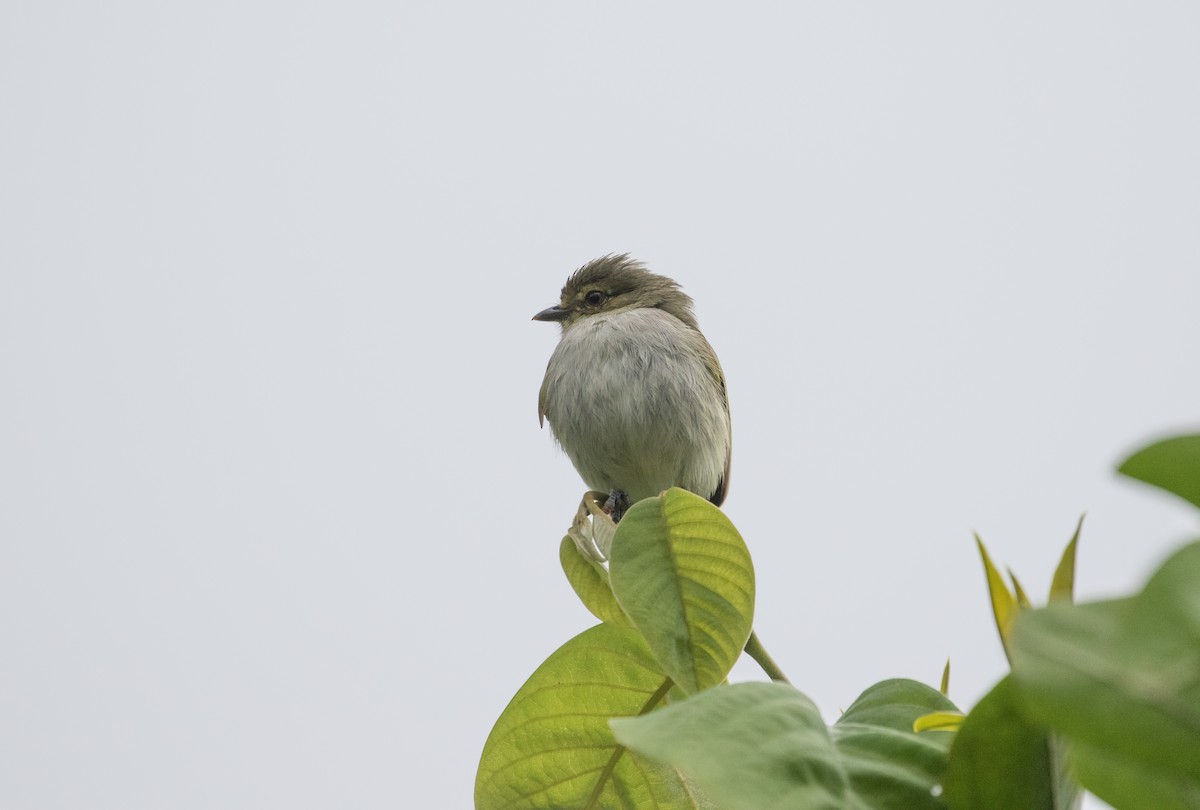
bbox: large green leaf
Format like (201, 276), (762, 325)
(475, 623), (708, 810)
(611, 682), (849, 810)
(612, 680), (959, 810)
(1010, 540), (1200, 810)
(559, 536), (630, 627)
(608, 488), (754, 695)
(1070, 740), (1200, 810)
(1117, 433), (1200, 511)
(941, 676), (1081, 810)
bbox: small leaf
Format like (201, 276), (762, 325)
(1010, 540), (1200, 810)
(1117, 433), (1200, 511)
(914, 711), (965, 733)
(565, 492), (613, 563)
(1048, 516), (1083, 605)
(1009, 569), (1033, 609)
(940, 658), (951, 697)
(609, 488), (754, 695)
(475, 624), (705, 810)
(975, 535), (1017, 659)
(558, 536), (630, 627)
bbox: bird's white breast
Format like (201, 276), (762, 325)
(541, 308), (729, 503)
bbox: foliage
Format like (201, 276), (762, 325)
(476, 433), (1200, 809)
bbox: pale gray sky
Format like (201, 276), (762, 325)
(2, 3), (1198, 808)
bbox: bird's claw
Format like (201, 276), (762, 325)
(603, 489), (631, 523)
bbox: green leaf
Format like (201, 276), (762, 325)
(1117, 433), (1200, 511)
(1010, 540), (1200, 810)
(613, 680), (959, 810)
(608, 488), (754, 695)
(611, 682), (850, 810)
(1048, 517), (1082, 604)
(1071, 740), (1200, 810)
(475, 623), (707, 810)
(941, 676), (1081, 810)
(975, 535), (1017, 659)
(558, 536), (630, 627)
(833, 679), (959, 810)
(940, 659), (951, 697)
(837, 678), (960, 737)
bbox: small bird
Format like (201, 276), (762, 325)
(534, 254), (731, 520)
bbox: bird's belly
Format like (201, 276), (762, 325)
(544, 315), (727, 503)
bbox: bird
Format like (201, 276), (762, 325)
(534, 254), (731, 521)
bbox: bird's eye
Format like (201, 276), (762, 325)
(585, 290), (606, 306)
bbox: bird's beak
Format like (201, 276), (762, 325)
(532, 305), (571, 322)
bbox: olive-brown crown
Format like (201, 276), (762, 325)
(551, 254), (698, 330)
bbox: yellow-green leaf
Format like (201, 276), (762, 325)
(558, 536), (630, 627)
(1010, 569), (1033, 610)
(1048, 516), (1083, 604)
(475, 623), (704, 810)
(609, 489), (755, 695)
(976, 534), (1017, 659)
(914, 710), (965, 733)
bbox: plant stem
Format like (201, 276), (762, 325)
(744, 629), (790, 684)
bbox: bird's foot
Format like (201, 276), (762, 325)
(603, 489), (631, 523)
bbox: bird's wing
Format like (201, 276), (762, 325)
(537, 374), (549, 428)
(701, 333), (732, 507)
(714, 438), (732, 507)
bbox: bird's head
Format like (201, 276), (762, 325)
(532, 254), (698, 331)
